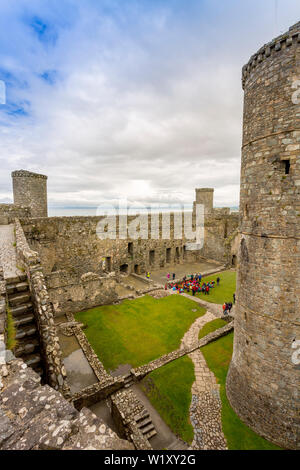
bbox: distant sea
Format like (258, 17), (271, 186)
(48, 206), (239, 217)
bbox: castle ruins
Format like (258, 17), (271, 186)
(0, 21), (299, 451)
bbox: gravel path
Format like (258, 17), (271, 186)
(181, 312), (227, 450)
(0, 224), (22, 280)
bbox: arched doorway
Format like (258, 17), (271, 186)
(232, 255), (237, 267)
(120, 264), (129, 274)
(134, 264), (141, 274)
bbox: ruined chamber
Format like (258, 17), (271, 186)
(226, 23), (300, 449)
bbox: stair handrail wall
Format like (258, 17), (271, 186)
(14, 218), (70, 396)
(0, 266), (7, 362)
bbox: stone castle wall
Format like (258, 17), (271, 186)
(200, 211), (239, 264)
(193, 189), (239, 264)
(20, 214), (203, 277)
(0, 204), (31, 225)
(0, 268), (6, 363)
(14, 219), (69, 395)
(226, 22), (300, 449)
(12, 170), (48, 218)
(46, 270), (118, 315)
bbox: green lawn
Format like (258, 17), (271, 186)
(198, 318), (228, 339)
(141, 356), (195, 444)
(75, 295), (206, 372)
(187, 270), (236, 305)
(201, 329), (282, 450)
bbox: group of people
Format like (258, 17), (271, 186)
(165, 273), (221, 297)
(165, 272), (236, 317)
(223, 302), (233, 316)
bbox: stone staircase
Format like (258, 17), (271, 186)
(134, 409), (157, 441)
(123, 373), (135, 388)
(6, 274), (43, 375)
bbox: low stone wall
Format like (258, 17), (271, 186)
(14, 218), (69, 396)
(0, 268), (6, 365)
(0, 358), (133, 450)
(46, 270), (118, 316)
(0, 204), (31, 225)
(65, 310), (113, 383)
(110, 389), (152, 450)
(71, 378), (124, 410)
(133, 321), (234, 379)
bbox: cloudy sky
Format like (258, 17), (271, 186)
(0, 0), (299, 212)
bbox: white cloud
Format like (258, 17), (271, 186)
(0, 0), (299, 209)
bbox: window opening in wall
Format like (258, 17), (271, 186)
(128, 242), (133, 255)
(166, 248), (171, 263)
(149, 250), (155, 266)
(224, 220), (228, 239)
(284, 159), (290, 175)
(106, 257), (111, 272)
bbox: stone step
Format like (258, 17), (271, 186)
(9, 292), (31, 306)
(144, 429), (157, 440)
(15, 338), (39, 357)
(10, 303), (33, 317)
(137, 417), (152, 429)
(134, 409), (149, 423)
(124, 377), (134, 383)
(6, 282), (29, 295)
(14, 314), (35, 328)
(24, 353), (41, 368)
(16, 324), (37, 340)
(5, 274), (27, 285)
(140, 423), (155, 435)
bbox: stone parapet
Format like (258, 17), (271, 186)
(0, 204), (31, 225)
(14, 218), (69, 395)
(0, 358), (133, 450)
(0, 267), (6, 361)
(242, 21), (300, 89)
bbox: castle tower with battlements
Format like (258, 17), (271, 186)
(226, 22), (300, 449)
(12, 170), (48, 218)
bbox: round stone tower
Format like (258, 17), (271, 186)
(226, 23), (300, 449)
(12, 170), (48, 218)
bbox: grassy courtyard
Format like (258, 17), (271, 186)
(198, 318), (228, 339)
(187, 269), (236, 305)
(142, 318), (282, 449)
(141, 356), (195, 444)
(75, 295), (206, 372)
(201, 326), (282, 450)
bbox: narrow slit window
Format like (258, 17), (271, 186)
(284, 159), (290, 175)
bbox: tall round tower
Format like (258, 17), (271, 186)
(226, 23), (300, 449)
(12, 170), (48, 218)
